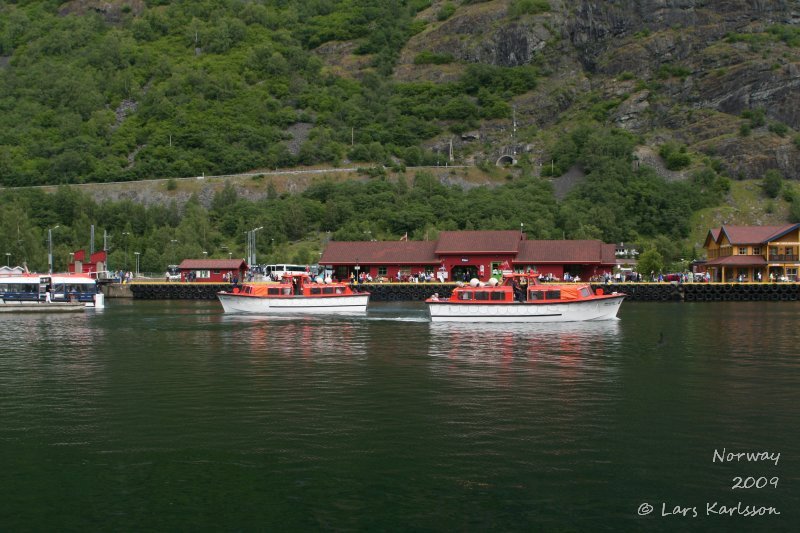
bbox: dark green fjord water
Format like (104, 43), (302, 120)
(1, 300), (798, 532)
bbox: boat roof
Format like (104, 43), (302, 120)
(0, 273), (96, 283)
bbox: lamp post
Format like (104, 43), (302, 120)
(134, 252), (140, 278)
(48, 225), (60, 274)
(122, 232), (131, 270)
(249, 226), (264, 266)
(4, 252), (10, 267)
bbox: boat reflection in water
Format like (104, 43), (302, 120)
(220, 313), (363, 360)
(427, 319), (622, 368)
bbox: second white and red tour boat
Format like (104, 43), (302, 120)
(426, 273), (624, 323)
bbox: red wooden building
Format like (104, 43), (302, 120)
(177, 259), (249, 282)
(320, 230), (617, 282)
(515, 239), (617, 280)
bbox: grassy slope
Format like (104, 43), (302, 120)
(689, 179), (800, 250)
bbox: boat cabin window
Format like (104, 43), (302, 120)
(490, 292), (506, 301)
(0, 283), (39, 293)
(579, 287), (592, 298)
(322, 287), (335, 295)
(459, 291), (473, 300)
(243, 286), (253, 294)
(529, 290), (544, 300)
(282, 288), (292, 295)
(545, 290), (561, 300)
(310, 287), (321, 295)
(268, 288), (281, 295)
(474, 291), (489, 301)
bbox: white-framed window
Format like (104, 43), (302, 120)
(196, 270), (210, 279)
(378, 266), (387, 276)
(752, 246), (761, 255)
(738, 247), (747, 255)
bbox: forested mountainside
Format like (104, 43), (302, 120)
(0, 1), (799, 273)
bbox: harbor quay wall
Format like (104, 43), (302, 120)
(117, 282), (800, 302)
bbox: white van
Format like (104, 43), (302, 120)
(263, 264), (308, 281)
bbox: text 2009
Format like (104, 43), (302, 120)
(731, 476), (779, 490)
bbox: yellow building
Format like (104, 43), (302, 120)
(703, 224), (800, 282)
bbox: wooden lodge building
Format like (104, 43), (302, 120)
(320, 230), (617, 282)
(703, 224), (800, 282)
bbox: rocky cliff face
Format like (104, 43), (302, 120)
(393, 0), (800, 180)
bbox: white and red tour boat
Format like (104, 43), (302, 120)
(217, 273), (369, 315)
(0, 273), (104, 312)
(426, 273), (624, 323)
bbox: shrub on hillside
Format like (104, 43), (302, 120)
(413, 51), (455, 65)
(437, 3), (456, 21)
(762, 169), (783, 198)
(768, 122), (788, 137)
(659, 142), (691, 170)
(509, 0), (551, 18)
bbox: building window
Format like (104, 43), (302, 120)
(378, 266), (387, 276)
(738, 247), (747, 255)
(752, 247), (761, 255)
(196, 270), (210, 279)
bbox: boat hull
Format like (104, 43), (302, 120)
(217, 293), (369, 315)
(0, 301), (87, 313)
(427, 295), (624, 323)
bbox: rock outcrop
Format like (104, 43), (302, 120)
(392, 0), (799, 179)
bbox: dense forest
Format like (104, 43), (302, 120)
(1, 1), (798, 273)
(0, 126), (732, 274)
(0, 0), (527, 185)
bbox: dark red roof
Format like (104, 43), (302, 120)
(178, 259), (248, 269)
(321, 241), (439, 265)
(435, 230), (523, 254)
(515, 240), (613, 264)
(719, 224), (798, 245)
(601, 243), (617, 264)
(704, 255), (767, 266)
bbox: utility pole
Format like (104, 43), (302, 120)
(48, 225), (59, 274)
(512, 106), (517, 156)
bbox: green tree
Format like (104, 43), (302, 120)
(637, 248), (665, 278)
(762, 169), (783, 198)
